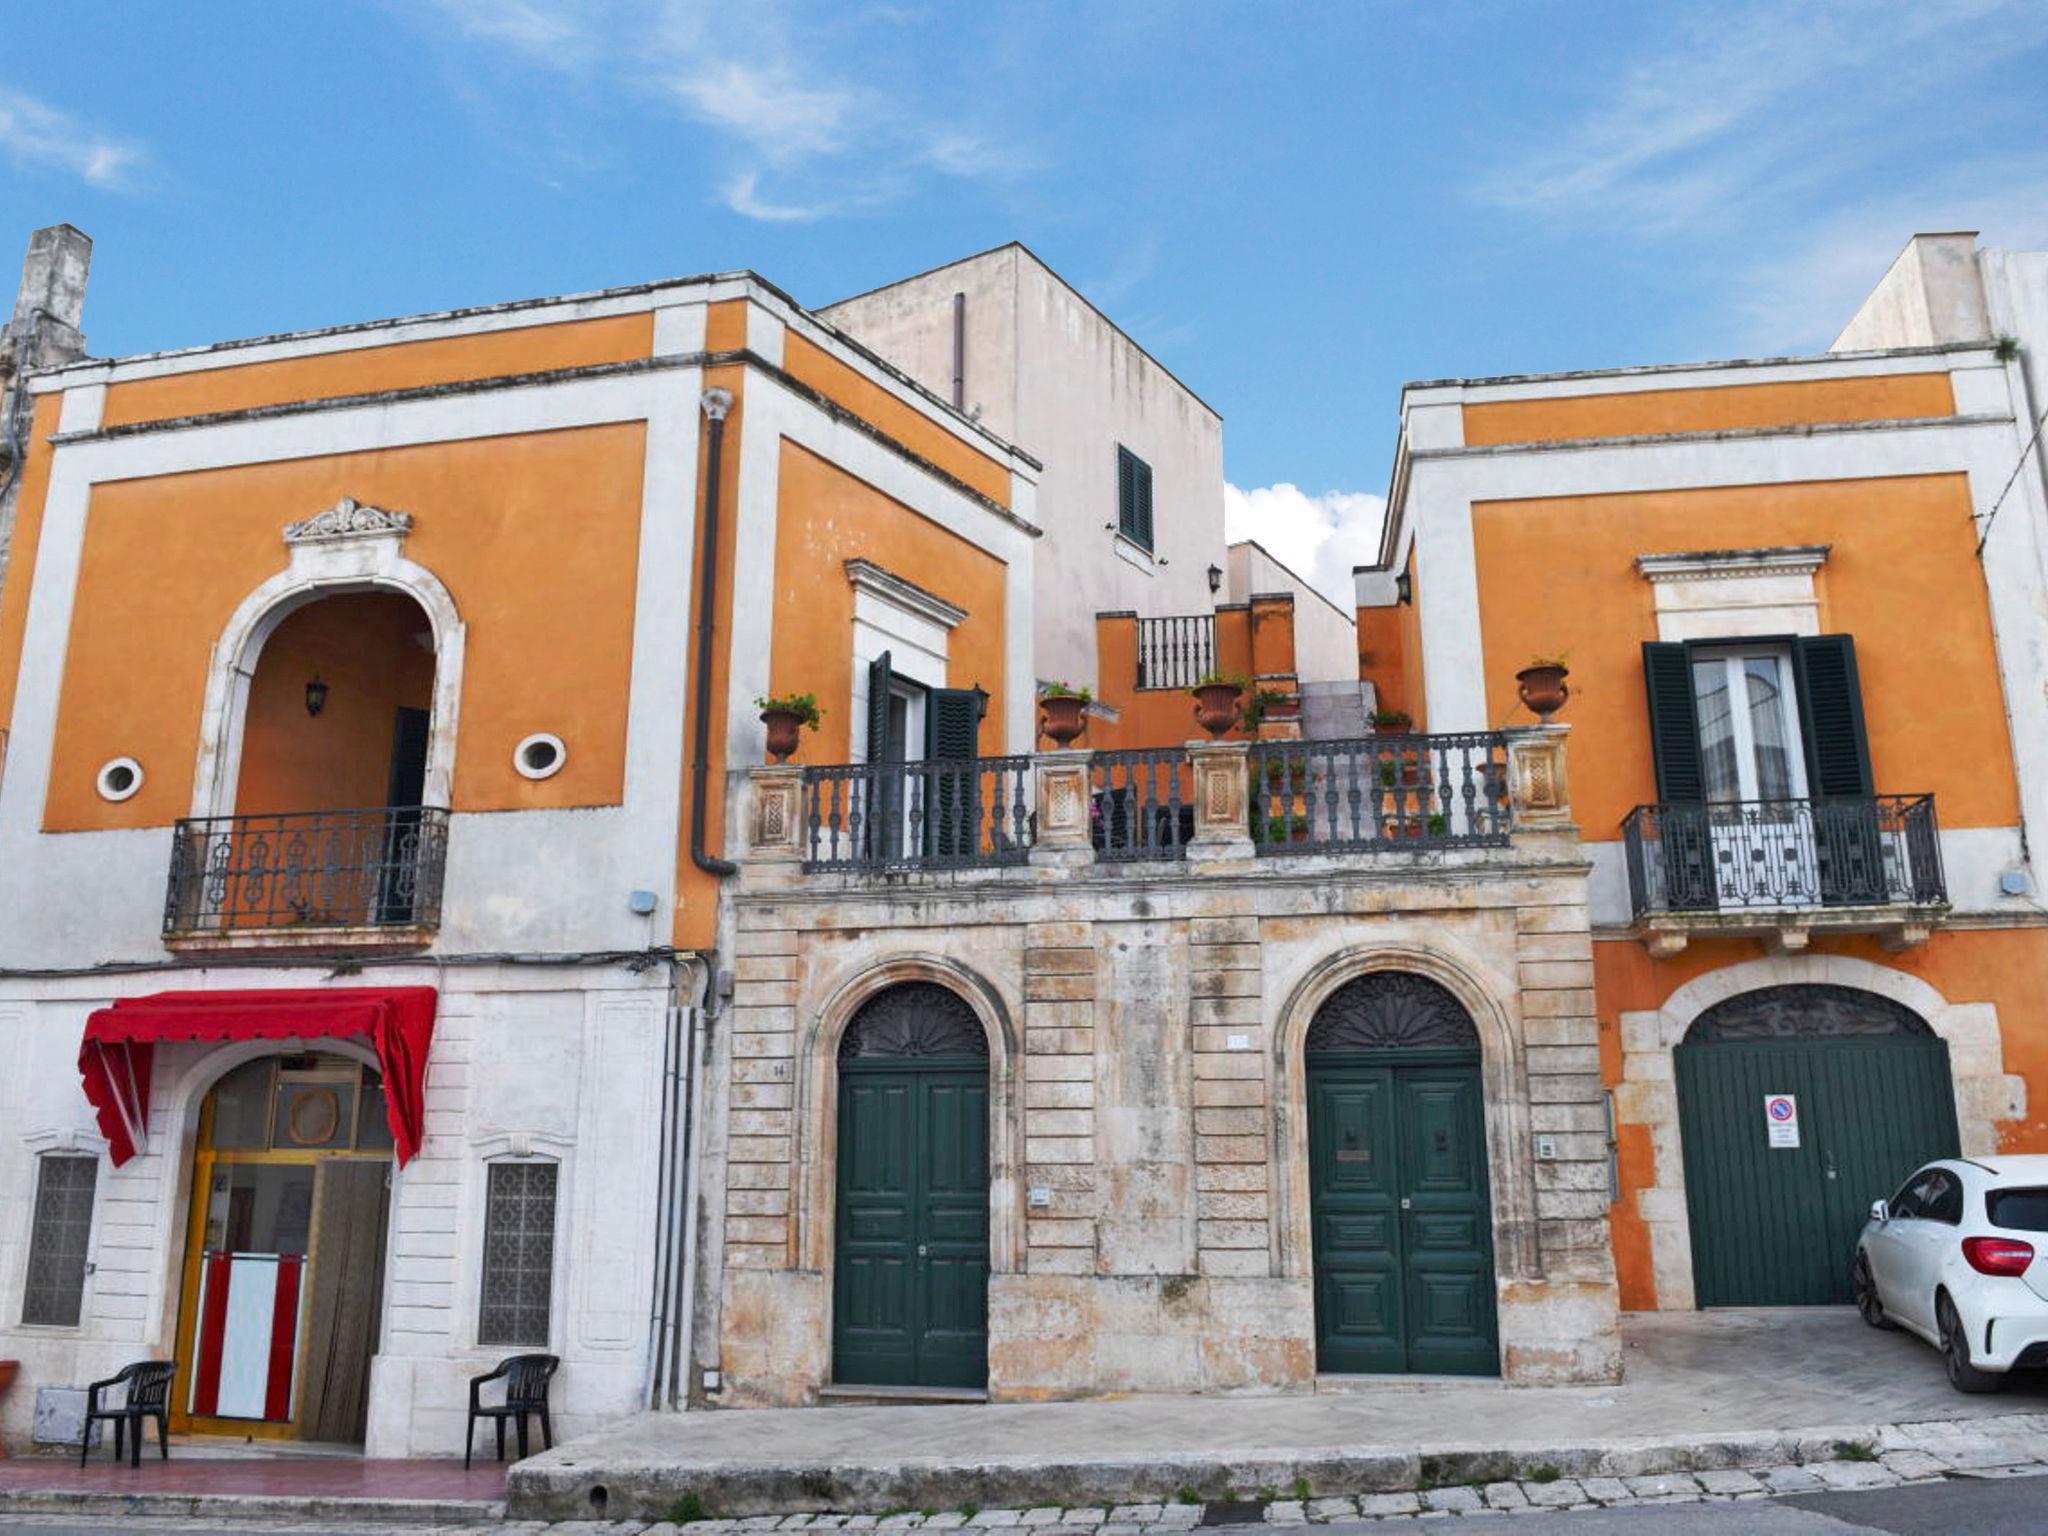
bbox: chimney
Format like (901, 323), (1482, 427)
(10, 223), (92, 365)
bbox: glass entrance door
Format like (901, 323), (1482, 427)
(1692, 648), (1816, 907)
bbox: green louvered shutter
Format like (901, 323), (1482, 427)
(1794, 636), (1874, 797)
(925, 688), (983, 859)
(1795, 635), (1881, 904)
(865, 652), (898, 860)
(866, 651), (895, 764)
(1642, 643), (1703, 801)
(1117, 446), (1154, 551)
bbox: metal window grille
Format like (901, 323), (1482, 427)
(478, 1161), (557, 1347)
(23, 1155), (97, 1327)
(164, 807), (450, 935)
(1246, 733), (1512, 853)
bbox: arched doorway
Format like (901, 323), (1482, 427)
(1306, 972), (1498, 1375)
(832, 982), (990, 1390)
(170, 1053), (395, 1442)
(1677, 983), (1959, 1307)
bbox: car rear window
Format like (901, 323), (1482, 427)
(1988, 1188), (2048, 1231)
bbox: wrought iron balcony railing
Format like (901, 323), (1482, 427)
(1247, 733), (1512, 853)
(1135, 614), (1217, 690)
(165, 807), (450, 936)
(1090, 747), (1193, 862)
(802, 757), (1036, 873)
(1621, 795), (1944, 918)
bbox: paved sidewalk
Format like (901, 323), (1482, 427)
(508, 1310), (2048, 1522)
(0, 1455), (505, 1525)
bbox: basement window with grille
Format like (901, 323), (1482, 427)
(22, 1154), (97, 1327)
(478, 1160), (558, 1347)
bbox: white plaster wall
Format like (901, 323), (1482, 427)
(822, 247), (1225, 692)
(0, 964), (669, 1457)
(1226, 540), (1358, 682)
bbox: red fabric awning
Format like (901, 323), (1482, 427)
(80, 987), (437, 1167)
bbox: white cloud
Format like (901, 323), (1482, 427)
(0, 86), (143, 190)
(1224, 483), (1386, 611)
(416, 0), (1034, 221)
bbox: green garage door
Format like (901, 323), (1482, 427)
(1676, 984), (1958, 1308)
(1306, 972), (1499, 1376)
(832, 982), (990, 1390)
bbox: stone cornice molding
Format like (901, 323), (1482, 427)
(1634, 545), (1830, 584)
(845, 557), (967, 629)
(284, 496), (414, 546)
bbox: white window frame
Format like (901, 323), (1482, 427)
(1689, 644), (1809, 804)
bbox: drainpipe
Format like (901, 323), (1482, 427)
(691, 387), (738, 879)
(951, 292), (966, 411)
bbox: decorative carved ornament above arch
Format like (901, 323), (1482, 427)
(1305, 971), (1481, 1053)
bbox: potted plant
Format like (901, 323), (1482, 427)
(1369, 707), (1412, 734)
(1264, 756), (1310, 791)
(1242, 687), (1292, 733)
(1516, 654), (1570, 720)
(1191, 670), (1249, 738)
(756, 692), (823, 762)
(1039, 682), (1092, 746)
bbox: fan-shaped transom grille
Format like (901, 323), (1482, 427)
(1686, 984), (1932, 1045)
(839, 981), (989, 1059)
(1306, 971), (1480, 1052)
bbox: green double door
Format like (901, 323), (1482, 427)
(1308, 1052), (1499, 1375)
(1678, 1035), (1958, 1306)
(833, 1058), (990, 1389)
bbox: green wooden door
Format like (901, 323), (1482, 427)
(1309, 1052), (1498, 1375)
(1678, 1034), (1958, 1307)
(833, 1058), (989, 1388)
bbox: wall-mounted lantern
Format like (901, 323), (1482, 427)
(971, 683), (990, 721)
(1207, 563), (1223, 595)
(304, 676), (330, 718)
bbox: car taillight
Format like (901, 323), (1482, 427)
(1963, 1236), (2036, 1276)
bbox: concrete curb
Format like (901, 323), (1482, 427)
(506, 1423), (1895, 1522)
(0, 1487), (504, 1524)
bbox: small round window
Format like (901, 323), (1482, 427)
(96, 757), (144, 802)
(514, 732), (567, 780)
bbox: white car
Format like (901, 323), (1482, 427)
(1853, 1155), (2048, 1392)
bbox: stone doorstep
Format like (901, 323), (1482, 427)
(503, 1412), (2048, 1523)
(0, 1486), (505, 1524)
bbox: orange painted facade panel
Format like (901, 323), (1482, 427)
(1470, 475), (2017, 835)
(1396, 547), (1425, 729)
(1461, 372), (1955, 448)
(44, 422), (647, 831)
(99, 312), (655, 428)
(781, 332), (1012, 509)
(234, 592), (436, 816)
(703, 298), (748, 355)
(0, 394), (61, 739)
(1089, 608), (1258, 751)
(1595, 928), (2048, 1310)
(767, 437), (1010, 767)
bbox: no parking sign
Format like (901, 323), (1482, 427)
(1764, 1094), (1800, 1149)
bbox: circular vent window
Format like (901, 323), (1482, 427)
(514, 732), (567, 780)
(96, 757), (144, 802)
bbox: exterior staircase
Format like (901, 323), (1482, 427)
(1298, 679), (1377, 740)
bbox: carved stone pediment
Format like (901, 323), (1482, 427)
(283, 497), (414, 546)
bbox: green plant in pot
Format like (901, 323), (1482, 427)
(1516, 653), (1570, 720)
(755, 692), (823, 762)
(1038, 681), (1093, 745)
(1190, 670), (1250, 738)
(1370, 707), (1412, 733)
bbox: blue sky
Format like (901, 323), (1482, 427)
(6, 1), (2047, 600)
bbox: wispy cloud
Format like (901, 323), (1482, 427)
(1472, 1), (2048, 347)
(1224, 483), (1385, 611)
(0, 85), (144, 190)
(417, 0), (1033, 221)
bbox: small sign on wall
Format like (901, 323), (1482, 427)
(1765, 1094), (1800, 1149)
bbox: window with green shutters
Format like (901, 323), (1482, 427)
(1116, 445), (1154, 551)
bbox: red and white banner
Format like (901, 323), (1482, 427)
(191, 1251), (303, 1421)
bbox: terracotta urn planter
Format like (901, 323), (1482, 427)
(1191, 682), (1243, 738)
(1039, 693), (1088, 746)
(1516, 663), (1570, 720)
(761, 708), (806, 762)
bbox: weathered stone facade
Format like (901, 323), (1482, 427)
(698, 731), (1621, 1404)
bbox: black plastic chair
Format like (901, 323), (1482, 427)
(81, 1360), (176, 1468)
(465, 1353), (559, 1469)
